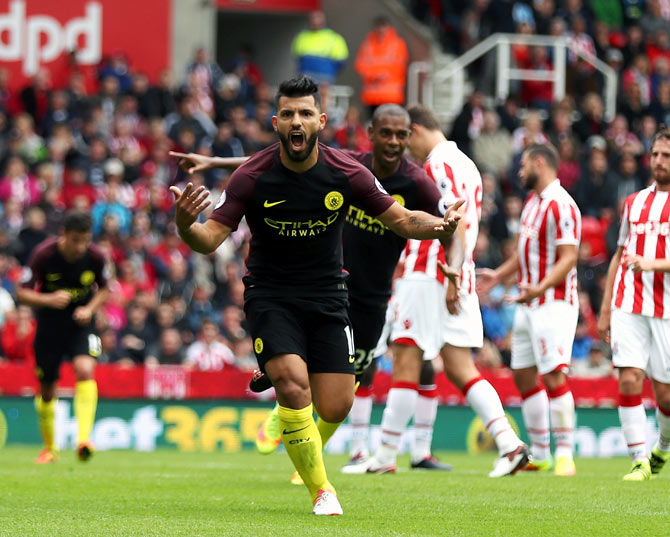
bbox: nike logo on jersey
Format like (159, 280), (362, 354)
(282, 425), (309, 435)
(46, 273), (61, 281)
(264, 200), (286, 208)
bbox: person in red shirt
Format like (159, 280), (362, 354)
(0, 305), (36, 364)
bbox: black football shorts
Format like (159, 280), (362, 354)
(245, 296), (355, 375)
(34, 324), (101, 383)
(347, 301), (387, 376)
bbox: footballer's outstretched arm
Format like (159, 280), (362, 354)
(170, 182), (232, 254)
(377, 199), (464, 240)
(170, 151), (249, 174)
(476, 244), (520, 297)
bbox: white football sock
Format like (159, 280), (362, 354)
(619, 398), (647, 462)
(376, 383), (418, 464)
(348, 392), (373, 458)
(521, 387), (550, 461)
(465, 378), (520, 456)
(411, 385), (438, 463)
(657, 407), (670, 453)
(548, 388), (575, 460)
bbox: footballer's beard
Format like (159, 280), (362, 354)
(278, 129), (319, 162)
(522, 171), (538, 190)
(652, 167), (670, 187)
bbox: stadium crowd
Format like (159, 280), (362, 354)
(0, 0), (666, 380)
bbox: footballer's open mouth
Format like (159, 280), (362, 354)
(290, 131), (306, 151)
(382, 149), (400, 162)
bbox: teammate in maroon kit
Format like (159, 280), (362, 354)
(598, 127), (670, 481)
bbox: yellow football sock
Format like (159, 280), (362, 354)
(34, 396), (57, 452)
(74, 380), (98, 444)
(277, 404), (333, 501)
(316, 416), (343, 447)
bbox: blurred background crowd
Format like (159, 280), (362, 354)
(0, 0), (665, 379)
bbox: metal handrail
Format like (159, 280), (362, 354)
(409, 33), (617, 122)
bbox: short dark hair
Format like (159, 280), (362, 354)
(275, 76), (321, 110)
(62, 210), (93, 233)
(525, 143), (559, 171)
(651, 126), (670, 149)
(407, 104), (441, 131)
(371, 104), (410, 128)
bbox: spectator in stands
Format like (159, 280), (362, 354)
(450, 90), (486, 156)
(146, 327), (184, 366)
(118, 301), (155, 367)
(291, 10), (348, 86)
(0, 305), (35, 364)
(511, 109), (549, 155)
(20, 69), (52, 127)
(576, 136), (618, 219)
(184, 47), (223, 99)
(613, 151), (646, 200)
(472, 109), (513, 177)
(639, 0), (670, 39)
(166, 94), (215, 149)
(98, 327), (121, 364)
(14, 206), (48, 265)
(556, 137), (581, 195)
(571, 341), (613, 378)
(355, 17), (409, 115)
(605, 114), (643, 156)
(0, 155), (42, 209)
(532, 0), (557, 36)
(573, 92), (607, 142)
(183, 318), (235, 371)
(13, 114), (47, 165)
(334, 105), (372, 152)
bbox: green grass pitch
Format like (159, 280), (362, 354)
(1, 446), (668, 537)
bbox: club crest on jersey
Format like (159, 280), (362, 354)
(392, 194), (406, 207)
(80, 270), (95, 286)
(325, 191), (344, 211)
(254, 338), (264, 354)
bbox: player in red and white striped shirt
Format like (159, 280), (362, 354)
(598, 128), (670, 481)
(346, 105), (528, 478)
(478, 144), (581, 477)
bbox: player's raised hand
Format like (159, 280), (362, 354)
(170, 182), (212, 231)
(169, 151), (214, 174)
(475, 268), (499, 297)
(48, 290), (72, 309)
(434, 199), (465, 235)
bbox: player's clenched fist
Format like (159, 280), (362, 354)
(48, 290), (72, 309)
(170, 182), (212, 231)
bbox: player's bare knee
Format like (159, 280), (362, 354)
(316, 401), (352, 423)
(619, 368), (644, 394)
(273, 377), (311, 408)
(542, 371), (566, 393)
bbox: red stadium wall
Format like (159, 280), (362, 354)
(0, 0), (171, 90)
(0, 362), (656, 408)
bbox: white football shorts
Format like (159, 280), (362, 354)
(389, 274), (483, 360)
(511, 300), (578, 375)
(610, 309), (670, 383)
